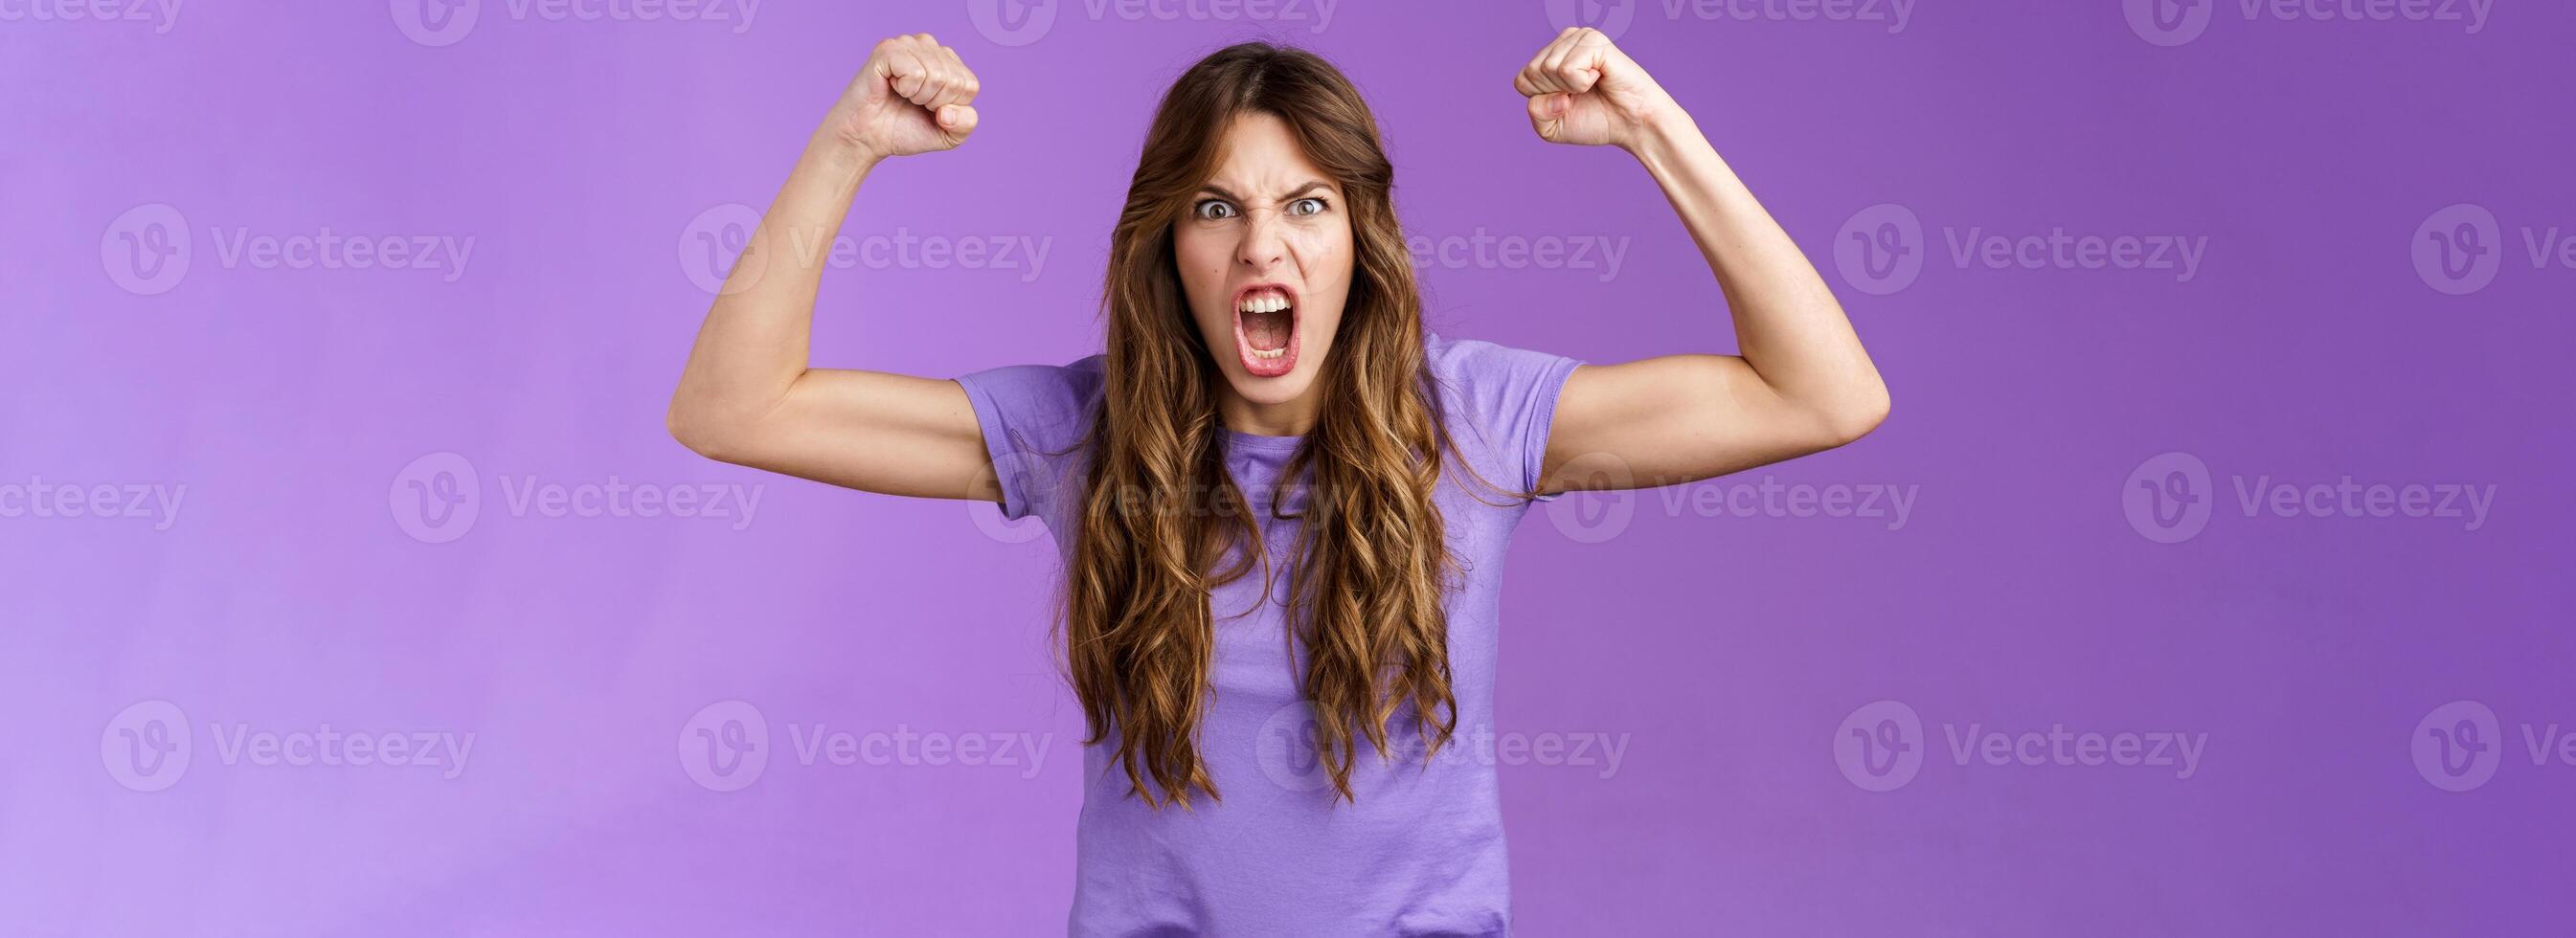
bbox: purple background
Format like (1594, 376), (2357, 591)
(7, 0), (2572, 934)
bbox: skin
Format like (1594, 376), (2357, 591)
(668, 30), (1887, 502)
(1175, 112), (1351, 436)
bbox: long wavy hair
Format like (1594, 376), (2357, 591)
(1064, 43), (1480, 808)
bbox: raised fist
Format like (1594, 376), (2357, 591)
(830, 34), (982, 161)
(1513, 28), (1681, 150)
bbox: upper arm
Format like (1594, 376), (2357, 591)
(671, 367), (1004, 503)
(1541, 354), (1866, 494)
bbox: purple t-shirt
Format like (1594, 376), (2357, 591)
(955, 331), (1582, 937)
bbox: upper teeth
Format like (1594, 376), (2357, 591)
(1237, 293), (1291, 314)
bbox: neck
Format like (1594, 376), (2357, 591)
(1211, 377), (1320, 437)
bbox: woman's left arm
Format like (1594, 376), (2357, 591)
(1515, 28), (1889, 494)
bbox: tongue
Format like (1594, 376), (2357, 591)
(1243, 306), (1291, 350)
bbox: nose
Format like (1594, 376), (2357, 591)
(1236, 210), (1286, 273)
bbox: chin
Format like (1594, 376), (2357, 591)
(1222, 365), (1320, 407)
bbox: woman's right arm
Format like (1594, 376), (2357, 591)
(667, 34), (1002, 503)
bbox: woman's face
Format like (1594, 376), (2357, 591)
(1173, 111), (1352, 416)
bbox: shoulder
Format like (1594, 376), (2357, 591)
(1422, 330), (1583, 425)
(956, 354), (1107, 445)
(1420, 331), (1584, 493)
(954, 353), (1107, 524)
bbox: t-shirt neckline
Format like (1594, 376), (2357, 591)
(1223, 428), (1305, 453)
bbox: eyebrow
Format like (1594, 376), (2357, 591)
(1194, 181), (1336, 204)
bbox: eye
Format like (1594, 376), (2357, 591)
(1192, 199), (1238, 221)
(1287, 197), (1329, 217)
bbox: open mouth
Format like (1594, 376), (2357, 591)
(1230, 284), (1300, 378)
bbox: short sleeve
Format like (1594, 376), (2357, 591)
(953, 356), (1106, 524)
(1423, 332), (1584, 498)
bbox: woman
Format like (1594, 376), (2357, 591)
(669, 30), (1887, 936)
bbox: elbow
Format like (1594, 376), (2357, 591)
(665, 399), (738, 462)
(1817, 380), (1891, 448)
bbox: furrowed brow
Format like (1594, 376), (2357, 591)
(1194, 182), (1334, 205)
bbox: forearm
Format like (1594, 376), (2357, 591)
(670, 130), (877, 431)
(1628, 115), (1887, 428)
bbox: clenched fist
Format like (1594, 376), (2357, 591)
(830, 34), (981, 162)
(1513, 28), (1683, 151)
